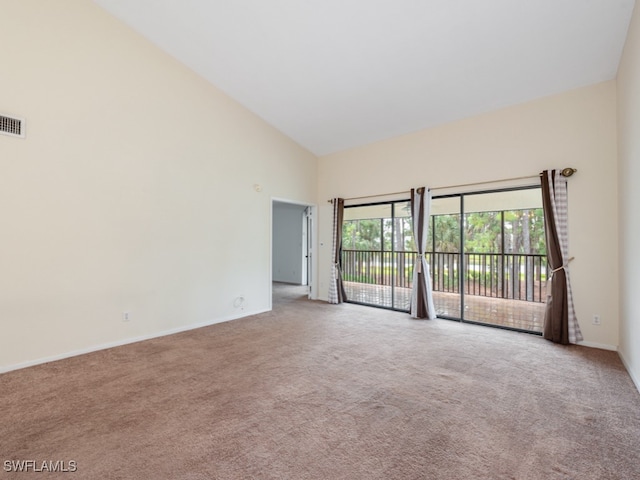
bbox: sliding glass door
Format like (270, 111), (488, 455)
(340, 188), (546, 332)
(342, 200), (413, 311)
(430, 187), (547, 333)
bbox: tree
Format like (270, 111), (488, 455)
(432, 214), (460, 252)
(342, 219), (382, 251)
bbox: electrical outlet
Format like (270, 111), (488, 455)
(122, 311), (130, 322)
(592, 314), (601, 325)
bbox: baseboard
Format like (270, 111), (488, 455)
(618, 349), (640, 394)
(577, 340), (618, 351)
(0, 308), (269, 375)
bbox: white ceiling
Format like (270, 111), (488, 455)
(92, 0), (635, 156)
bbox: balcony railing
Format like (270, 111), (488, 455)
(341, 250), (547, 303)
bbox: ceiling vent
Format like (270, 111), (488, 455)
(0, 113), (25, 138)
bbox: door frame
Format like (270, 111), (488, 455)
(342, 198), (413, 311)
(431, 185), (545, 333)
(270, 198), (318, 310)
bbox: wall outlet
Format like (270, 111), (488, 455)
(592, 314), (601, 325)
(122, 311), (131, 322)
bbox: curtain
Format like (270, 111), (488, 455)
(541, 170), (583, 344)
(328, 198), (347, 304)
(410, 187), (437, 319)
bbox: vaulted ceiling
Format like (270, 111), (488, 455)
(92, 0), (636, 156)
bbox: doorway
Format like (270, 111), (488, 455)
(430, 187), (547, 333)
(339, 187), (547, 333)
(271, 200), (316, 306)
(341, 200), (413, 311)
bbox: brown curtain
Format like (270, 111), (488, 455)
(410, 187), (437, 319)
(328, 198), (347, 304)
(541, 170), (582, 344)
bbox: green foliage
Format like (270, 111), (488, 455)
(434, 209), (546, 254)
(343, 217), (414, 251)
(342, 219), (382, 250)
(343, 206), (546, 256)
(341, 200), (547, 304)
(429, 215), (460, 252)
(465, 212), (500, 253)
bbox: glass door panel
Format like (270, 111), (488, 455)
(429, 196), (462, 319)
(342, 200), (413, 311)
(428, 188), (545, 332)
(462, 189), (546, 332)
(390, 201), (413, 311)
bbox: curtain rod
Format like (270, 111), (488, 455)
(327, 168), (577, 203)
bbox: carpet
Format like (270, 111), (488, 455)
(1, 284), (639, 479)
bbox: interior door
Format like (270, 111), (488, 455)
(305, 207), (313, 298)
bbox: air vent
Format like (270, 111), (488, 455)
(0, 113), (25, 138)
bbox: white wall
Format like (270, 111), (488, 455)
(317, 81), (619, 350)
(0, 0), (317, 371)
(272, 202), (307, 284)
(617, 2), (640, 390)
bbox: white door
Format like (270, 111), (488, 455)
(305, 207), (313, 298)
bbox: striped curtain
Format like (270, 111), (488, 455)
(541, 170), (583, 344)
(410, 187), (437, 319)
(328, 198), (347, 304)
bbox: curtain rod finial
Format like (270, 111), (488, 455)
(561, 168), (577, 177)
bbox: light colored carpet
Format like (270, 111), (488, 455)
(1, 283), (638, 479)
